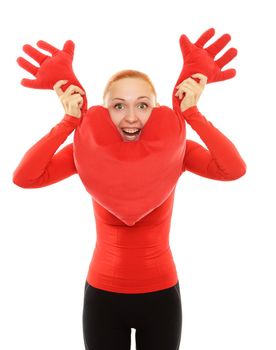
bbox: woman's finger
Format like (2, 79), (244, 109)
(69, 93), (83, 102)
(177, 74), (207, 88)
(65, 94), (84, 108)
(176, 90), (184, 99)
(78, 98), (84, 108)
(177, 81), (201, 96)
(63, 84), (85, 97)
(53, 80), (69, 96)
(184, 77), (204, 90)
(191, 73), (208, 85)
(177, 84), (194, 97)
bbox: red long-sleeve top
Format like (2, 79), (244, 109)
(13, 106), (246, 293)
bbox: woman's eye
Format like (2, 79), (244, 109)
(114, 103), (148, 110)
(138, 103), (148, 109)
(114, 103), (124, 110)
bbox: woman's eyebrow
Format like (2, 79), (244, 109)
(112, 96), (150, 101)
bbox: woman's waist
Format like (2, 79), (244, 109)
(87, 245), (178, 293)
(95, 241), (172, 259)
(90, 244), (175, 271)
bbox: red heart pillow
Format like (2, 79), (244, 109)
(73, 105), (186, 226)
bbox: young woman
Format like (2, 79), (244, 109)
(13, 69), (246, 350)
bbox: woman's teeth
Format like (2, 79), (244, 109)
(122, 128), (140, 136)
(121, 128), (141, 140)
(123, 128), (139, 133)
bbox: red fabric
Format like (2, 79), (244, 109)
(73, 105), (186, 226)
(16, 40), (87, 114)
(172, 28), (238, 116)
(13, 107), (246, 293)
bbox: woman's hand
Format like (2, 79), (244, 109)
(54, 80), (85, 118)
(175, 73), (207, 112)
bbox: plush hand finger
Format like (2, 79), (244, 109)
(36, 40), (59, 55)
(179, 34), (193, 56)
(36, 40), (74, 57)
(205, 33), (231, 57)
(17, 56), (38, 76)
(21, 77), (42, 88)
(215, 47), (237, 68)
(218, 68), (236, 81)
(63, 40), (75, 56)
(194, 28), (215, 48)
(22, 44), (48, 64)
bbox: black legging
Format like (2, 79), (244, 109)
(82, 280), (182, 350)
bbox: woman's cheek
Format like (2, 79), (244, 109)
(110, 112), (124, 127)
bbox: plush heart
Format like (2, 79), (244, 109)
(73, 105), (186, 226)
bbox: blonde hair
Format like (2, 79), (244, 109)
(102, 69), (157, 103)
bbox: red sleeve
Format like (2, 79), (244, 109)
(182, 106), (246, 181)
(13, 114), (80, 188)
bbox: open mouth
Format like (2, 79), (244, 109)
(121, 128), (141, 140)
(122, 128), (141, 136)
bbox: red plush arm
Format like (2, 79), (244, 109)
(16, 40), (87, 114)
(13, 115), (80, 188)
(182, 107), (246, 180)
(172, 28), (238, 115)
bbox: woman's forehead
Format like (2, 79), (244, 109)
(111, 77), (151, 90)
(108, 79), (154, 98)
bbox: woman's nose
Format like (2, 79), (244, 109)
(125, 107), (138, 122)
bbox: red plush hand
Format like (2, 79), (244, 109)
(172, 28), (237, 114)
(17, 40), (87, 113)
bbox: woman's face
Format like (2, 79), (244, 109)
(103, 77), (159, 141)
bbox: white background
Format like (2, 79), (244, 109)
(1, 0), (275, 349)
